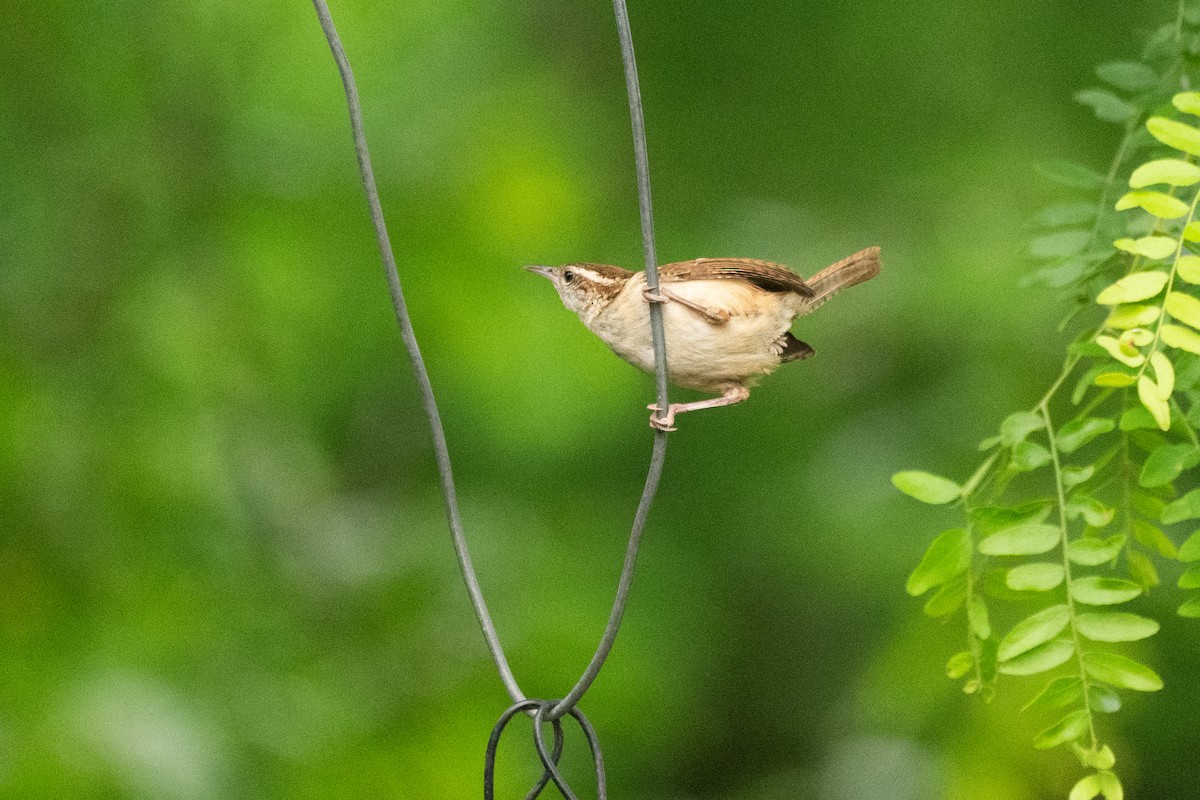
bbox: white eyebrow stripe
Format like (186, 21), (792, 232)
(573, 269), (615, 284)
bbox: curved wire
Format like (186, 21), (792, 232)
(311, 0), (668, 723)
(310, 0), (525, 704)
(483, 700), (565, 800)
(533, 702), (609, 800)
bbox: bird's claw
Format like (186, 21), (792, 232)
(641, 287), (669, 304)
(647, 404), (677, 432)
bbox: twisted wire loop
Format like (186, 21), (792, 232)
(484, 701), (565, 800)
(534, 703), (607, 800)
(484, 700), (607, 800)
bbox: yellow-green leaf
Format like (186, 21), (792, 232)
(1071, 576), (1144, 605)
(1175, 90), (1200, 115)
(1005, 562), (1065, 591)
(1178, 563), (1200, 589)
(945, 650), (973, 679)
(892, 471), (961, 504)
(906, 528), (971, 596)
(1113, 236), (1177, 259)
(1138, 374), (1171, 430)
(1095, 271), (1169, 303)
(1161, 323), (1200, 354)
(1083, 651), (1164, 691)
(997, 637), (1075, 676)
(1129, 158), (1200, 188)
(1105, 304), (1160, 328)
(1098, 771), (1124, 800)
(1070, 774), (1101, 800)
(1161, 323), (1200, 355)
(1150, 351), (1174, 398)
(1090, 746), (1117, 771)
(1120, 328), (1153, 347)
(1114, 190), (1190, 218)
(1165, 291), (1200, 328)
(1177, 255), (1200, 284)
(1185, 221), (1200, 242)
(1147, 115), (1200, 155)
(1033, 709), (1091, 749)
(1076, 611), (1160, 642)
(998, 604), (1071, 661)
(1094, 372), (1137, 388)
(1180, 529), (1200, 561)
(923, 576), (967, 617)
(1067, 534), (1126, 566)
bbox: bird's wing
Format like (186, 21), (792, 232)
(658, 258), (815, 297)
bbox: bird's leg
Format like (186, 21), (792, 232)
(648, 385), (750, 431)
(641, 286), (730, 324)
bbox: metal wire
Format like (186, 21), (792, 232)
(546, 0), (669, 724)
(310, 0), (526, 706)
(310, 0), (667, 784)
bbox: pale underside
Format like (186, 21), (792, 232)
(589, 272), (805, 393)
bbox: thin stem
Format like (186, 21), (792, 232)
(549, 0), (670, 720)
(958, 488), (986, 693)
(1119, 420), (1139, 567)
(310, 0), (525, 704)
(961, 451), (1000, 499)
(1039, 402), (1099, 750)
(1172, 395), (1200, 448)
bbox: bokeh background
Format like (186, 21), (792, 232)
(3, 0), (1196, 798)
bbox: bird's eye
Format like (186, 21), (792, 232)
(563, 269), (576, 284)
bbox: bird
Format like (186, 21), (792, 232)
(526, 246), (880, 430)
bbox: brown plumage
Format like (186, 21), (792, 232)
(658, 258), (816, 296)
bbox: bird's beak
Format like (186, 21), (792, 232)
(524, 265), (557, 280)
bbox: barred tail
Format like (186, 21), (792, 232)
(797, 246), (881, 315)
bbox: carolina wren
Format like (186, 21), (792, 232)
(527, 246), (880, 430)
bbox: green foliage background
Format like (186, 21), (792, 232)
(2, 1), (1194, 798)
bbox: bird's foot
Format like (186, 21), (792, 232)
(647, 404), (678, 432)
(641, 287), (669, 304)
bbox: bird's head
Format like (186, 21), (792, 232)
(525, 263), (633, 323)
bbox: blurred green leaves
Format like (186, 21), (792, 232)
(892, 471), (961, 504)
(896, 22), (1200, 800)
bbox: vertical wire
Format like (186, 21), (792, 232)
(613, 0), (670, 410)
(310, 0), (526, 705)
(547, 0), (670, 721)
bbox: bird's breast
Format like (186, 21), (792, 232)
(587, 276), (799, 391)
